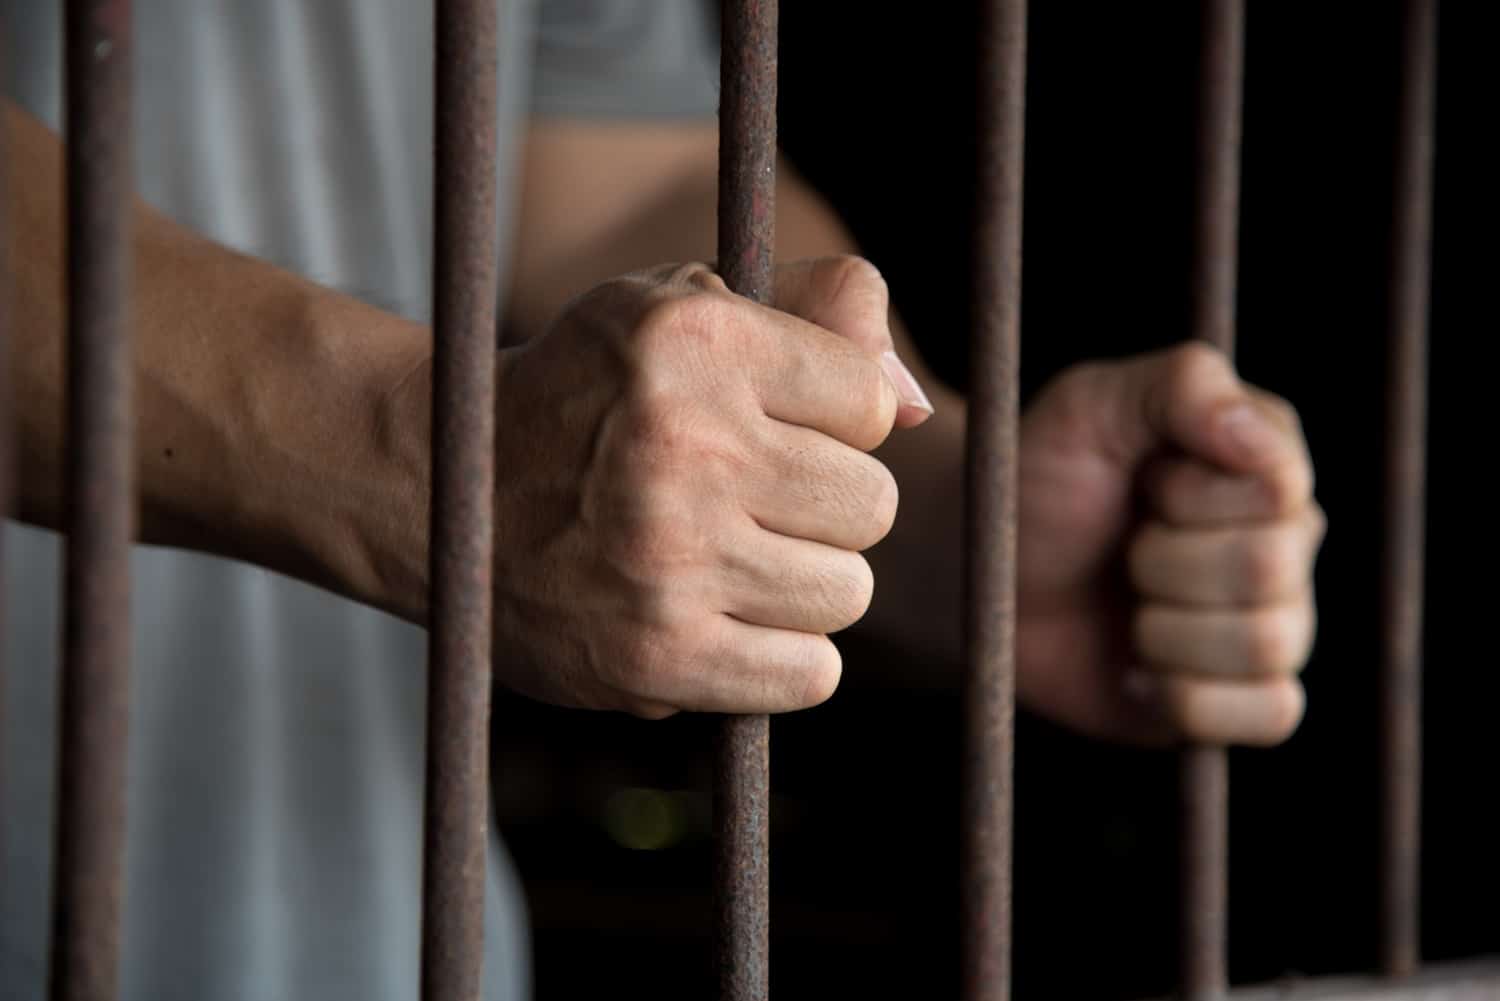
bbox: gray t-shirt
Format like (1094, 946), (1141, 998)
(0, 2), (717, 999)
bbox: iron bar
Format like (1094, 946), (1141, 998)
(714, 3), (777, 999)
(419, 0), (500, 998)
(1181, 0), (1245, 997)
(1378, 0), (1437, 979)
(49, 2), (135, 1000)
(960, 1), (1026, 1000)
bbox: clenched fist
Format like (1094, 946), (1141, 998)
(1015, 343), (1325, 746)
(487, 258), (931, 718)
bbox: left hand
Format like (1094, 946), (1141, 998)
(1015, 343), (1325, 746)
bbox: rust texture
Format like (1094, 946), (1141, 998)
(420, 0), (500, 999)
(714, 1), (780, 996)
(961, 2), (1026, 1000)
(714, 2), (777, 999)
(1181, 0), (1244, 997)
(1379, 0), (1437, 980)
(49, 2), (135, 1000)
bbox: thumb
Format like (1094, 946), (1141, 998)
(773, 255), (932, 428)
(1090, 342), (1291, 476)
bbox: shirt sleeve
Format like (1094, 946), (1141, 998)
(528, 0), (720, 120)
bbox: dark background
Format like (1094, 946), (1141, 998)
(494, 3), (1492, 998)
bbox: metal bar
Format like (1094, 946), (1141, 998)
(1143, 959), (1500, 1001)
(49, 2), (135, 1000)
(714, 2), (777, 999)
(419, 0), (500, 998)
(960, 1), (1026, 999)
(1181, 0), (1244, 996)
(1379, 0), (1437, 979)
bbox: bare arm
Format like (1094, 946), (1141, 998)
(2, 100), (430, 618)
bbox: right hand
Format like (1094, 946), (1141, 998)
(489, 258), (931, 717)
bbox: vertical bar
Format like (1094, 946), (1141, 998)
(1379, 0), (1436, 980)
(1181, 0), (1244, 998)
(49, 3), (135, 1001)
(420, 0), (499, 998)
(714, 3), (777, 999)
(961, 2), (1026, 1000)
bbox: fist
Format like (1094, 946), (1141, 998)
(489, 257), (931, 717)
(1016, 343), (1324, 746)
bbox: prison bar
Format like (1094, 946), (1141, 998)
(714, 2), (777, 998)
(49, 3), (136, 1000)
(1180, 0), (1246, 996)
(1379, 0), (1437, 980)
(960, 2), (1026, 1000)
(419, 0), (501, 998)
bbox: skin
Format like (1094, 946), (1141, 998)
(3, 105), (1324, 748)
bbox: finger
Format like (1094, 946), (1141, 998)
(720, 527), (876, 635)
(1127, 674), (1306, 747)
(742, 421), (899, 551)
(1129, 505), (1327, 605)
(1094, 343), (1308, 478)
(1133, 593), (1317, 678)
(773, 256), (892, 355)
(749, 304), (902, 450)
(1143, 450), (1316, 526)
(772, 256), (933, 429)
(650, 618), (842, 714)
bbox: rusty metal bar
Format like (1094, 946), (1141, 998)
(714, 4), (777, 999)
(419, 0), (499, 998)
(49, 2), (135, 1000)
(1180, 0), (1244, 997)
(1141, 960), (1500, 1001)
(1379, 0), (1437, 979)
(961, 2), (1026, 1000)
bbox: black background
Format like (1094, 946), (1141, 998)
(495, 3), (1493, 998)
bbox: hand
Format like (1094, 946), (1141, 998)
(485, 257), (931, 717)
(1015, 343), (1324, 746)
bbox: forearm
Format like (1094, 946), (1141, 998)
(4, 101), (428, 617)
(507, 122), (968, 666)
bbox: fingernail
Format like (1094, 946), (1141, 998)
(1219, 403), (1277, 461)
(880, 352), (934, 414)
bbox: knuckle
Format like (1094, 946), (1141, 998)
(636, 289), (736, 357)
(1241, 529), (1297, 600)
(865, 462), (900, 547)
(853, 359), (898, 446)
(1262, 681), (1307, 744)
(837, 555), (877, 629)
(798, 638), (844, 708)
(1308, 502), (1329, 545)
(1159, 679), (1205, 738)
(666, 261), (722, 291)
(822, 254), (889, 307)
(1166, 341), (1230, 391)
(1245, 606), (1299, 674)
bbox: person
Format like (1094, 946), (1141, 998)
(0, 1), (1324, 998)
